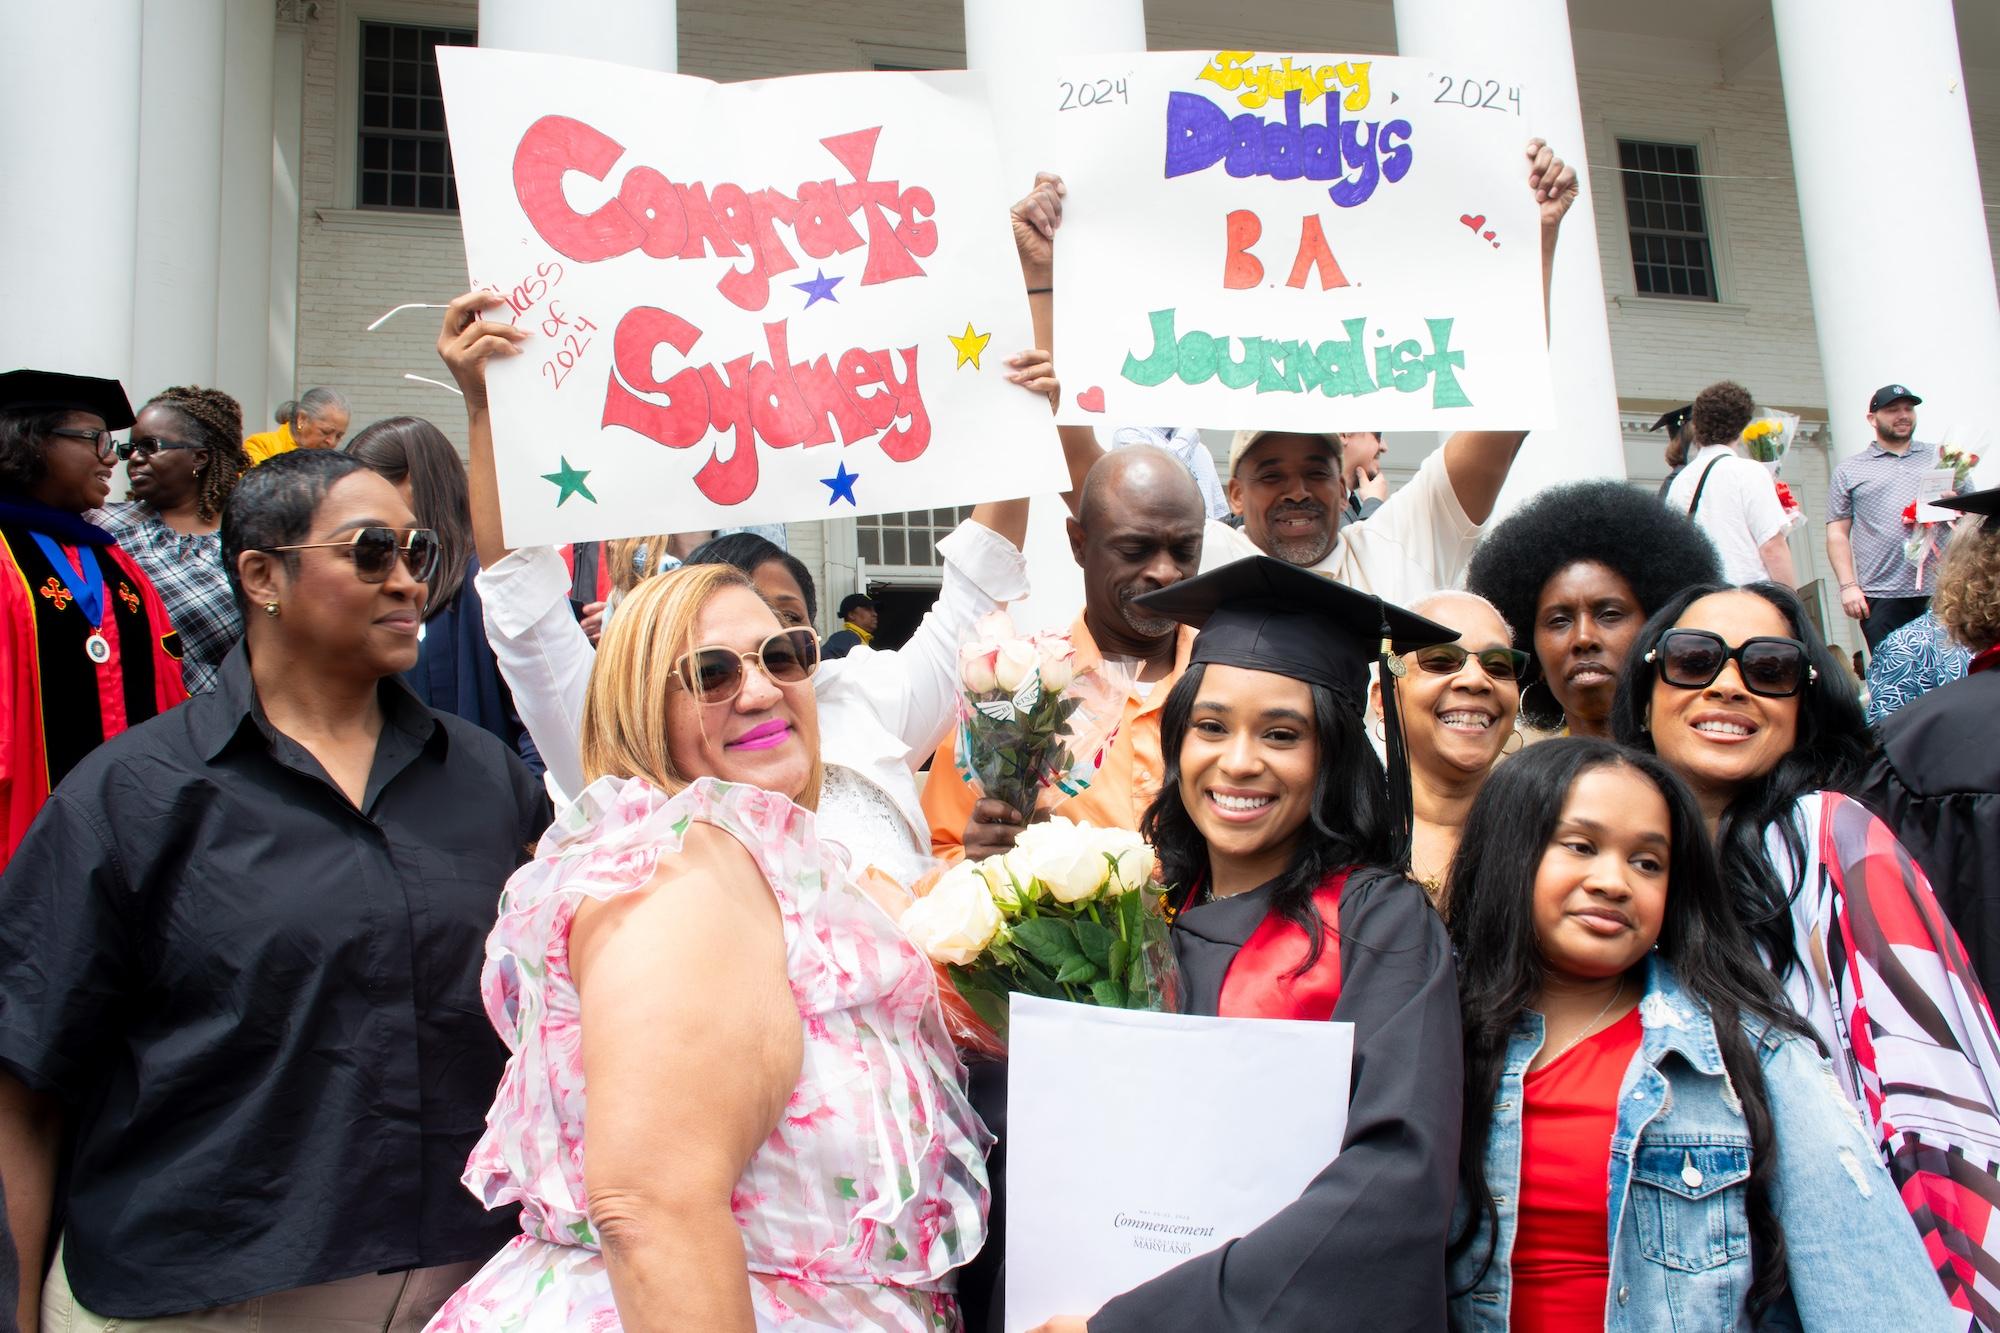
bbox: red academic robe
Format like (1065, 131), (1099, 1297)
(0, 498), (187, 864)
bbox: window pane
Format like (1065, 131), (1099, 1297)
(390, 175), (416, 207)
(1616, 138), (1717, 302)
(364, 23), (390, 58)
(356, 21), (473, 213)
(857, 529), (880, 563)
(883, 530), (906, 565)
(394, 25), (418, 59)
(909, 530), (933, 566)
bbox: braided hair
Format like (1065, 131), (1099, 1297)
(146, 385), (246, 522)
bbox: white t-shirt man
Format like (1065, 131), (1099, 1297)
(1200, 447), (1482, 604)
(1665, 444), (1788, 585)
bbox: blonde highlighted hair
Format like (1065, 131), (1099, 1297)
(579, 562), (823, 807)
(1935, 518), (2000, 653)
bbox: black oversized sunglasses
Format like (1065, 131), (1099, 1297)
(260, 526), (442, 585)
(1407, 642), (1531, 683)
(1646, 628), (1817, 698)
(670, 628), (821, 704)
(114, 435), (200, 461)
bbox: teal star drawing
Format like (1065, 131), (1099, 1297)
(792, 269), (842, 307)
(541, 457), (596, 507)
(821, 461), (860, 506)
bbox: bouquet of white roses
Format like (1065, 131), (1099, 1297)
(954, 612), (1089, 820)
(900, 817), (1178, 1053)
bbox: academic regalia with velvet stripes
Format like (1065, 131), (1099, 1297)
(0, 495), (186, 863)
(1087, 866), (1462, 1332)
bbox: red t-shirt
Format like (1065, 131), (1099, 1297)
(1510, 1005), (1644, 1333)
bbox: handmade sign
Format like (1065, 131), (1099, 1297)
(1043, 51), (1554, 431)
(439, 50), (1064, 546)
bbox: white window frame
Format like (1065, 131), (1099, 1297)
(1601, 123), (1737, 307)
(333, 1), (477, 214)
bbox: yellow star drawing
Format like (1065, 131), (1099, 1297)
(949, 321), (992, 370)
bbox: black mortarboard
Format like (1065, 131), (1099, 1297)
(1938, 486), (2000, 531)
(1133, 556), (1458, 870)
(1649, 405), (1693, 435)
(0, 369), (135, 429)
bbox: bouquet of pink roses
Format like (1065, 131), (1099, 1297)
(954, 611), (1089, 819)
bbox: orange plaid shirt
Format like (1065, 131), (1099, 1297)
(922, 615), (1196, 859)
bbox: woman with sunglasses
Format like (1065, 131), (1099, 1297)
(1613, 583), (2000, 1324)
(0, 369), (188, 862)
(90, 385), (248, 695)
(346, 415), (540, 772)
(427, 560), (987, 1332)
(0, 449), (550, 1332)
(1467, 480), (1720, 739)
(436, 290), (1040, 890)
(1369, 590), (1526, 907)
(1447, 738), (1953, 1331)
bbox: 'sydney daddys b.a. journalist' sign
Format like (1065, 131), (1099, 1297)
(439, 49), (1064, 547)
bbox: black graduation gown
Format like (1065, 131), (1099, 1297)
(1090, 869), (1462, 1333)
(1858, 665), (2000, 1006)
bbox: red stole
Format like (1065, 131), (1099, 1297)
(1216, 869), (1351, 1021)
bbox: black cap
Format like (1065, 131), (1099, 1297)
(0, 369), (135, 429)
(1938, 486), (2000, 528)
(837, 592), (875, 616)
(1132, 556), (1456, 706)
(1869, 384), (1922, 412)
(1649, 405), (1693, 435)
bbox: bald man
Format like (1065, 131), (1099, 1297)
(922, 447), (1206, 860)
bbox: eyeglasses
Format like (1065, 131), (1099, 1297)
(260, 526), (442, 585)
(113, 435), (199, 461)
(1407, 642), (1532, 683)
(1645, 629), (1817, 698)
(670, 629), (821, 704)
(46, 427), (119, 462)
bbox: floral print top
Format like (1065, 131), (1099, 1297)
(426, 775), (990, 1332)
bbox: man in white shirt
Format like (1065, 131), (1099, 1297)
(1663, 380), (1795, 588)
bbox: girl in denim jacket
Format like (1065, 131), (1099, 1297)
(1445, 739), (1953, 1330)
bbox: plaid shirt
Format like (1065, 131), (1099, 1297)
(90, 503), (242, 694)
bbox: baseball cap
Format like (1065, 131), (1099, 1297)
(1869, 385), (1922, 412)
(1225, 428), (1341, 477)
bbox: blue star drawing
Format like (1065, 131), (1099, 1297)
(821, 461), (860, 506)
(792, 269), (843, 307)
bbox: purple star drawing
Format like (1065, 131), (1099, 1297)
(792, 269), (843, 307)
(821, 461), (860, 506)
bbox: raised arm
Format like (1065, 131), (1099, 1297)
(438, 290), (530, 569)
(1013, 172), (1105, 517)
(1438, 138), (1579, 527)
(570, 825), (802, 1331)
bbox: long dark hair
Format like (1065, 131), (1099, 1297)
(344, 416), (472, 617)
(1609, 582), (1870, 979)
(1446, 739), (1806, 1315)
(1140, 662), (1390, 971)
(685, 531), (818, 624)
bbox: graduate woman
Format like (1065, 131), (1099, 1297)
(1030, 556), (1465, 1332)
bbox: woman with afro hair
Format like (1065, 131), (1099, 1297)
(92, 385), (248, 693)
(1465, 479), (1721, 737)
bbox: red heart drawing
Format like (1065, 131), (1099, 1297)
(1077, 386), (1106, 413)
(1460, 213), (1486, 231)
(1482, 230), (1496, 240)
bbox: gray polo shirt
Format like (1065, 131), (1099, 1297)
(1828, 440), (1938, 596)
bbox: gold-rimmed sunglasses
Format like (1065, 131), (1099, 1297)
(259, 526), (442, 585)
(669, 629), (821, 704)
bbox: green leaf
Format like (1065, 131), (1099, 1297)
(1108, 938), (1129, 980)
(1074, 918), (1118, 970)
(1011, 918), (1081, 969)
(1091, 978), (1128, 1008)
(1054, 955), (1099, 985)
(836, 1176), (860, 1200)
(535, 1269), (555, 1296)
(951, 969), (1013, 1035)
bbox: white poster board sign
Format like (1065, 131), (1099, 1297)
(1005, 995), (1352, 1330)
(439, 49), (1064, 547)
(1043, 51), (1554, 431)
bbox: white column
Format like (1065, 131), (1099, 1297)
(1774, 0), (2000, 483)
(214, 0), (277, 418)
(965, 0), (1146, 634)
(1393, 0), (1627, 508)
(130, 0), (227, 398)
(0, 1), (143, 385)
(478, 0), (676, 70)
(267, 16), (306, 414)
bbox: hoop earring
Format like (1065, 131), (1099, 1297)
(1523, 678), (1561, 725)
(1501, 727), (1524, 756)
(1371, 715), (1386, 744)
(263, 601), (280, 618)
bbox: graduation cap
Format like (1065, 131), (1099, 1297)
(1649, 405), (1693, 436)
(1132, 555), (1458, 869)
(1938, 485), (2000, 532)
(0, 369), (135, 430)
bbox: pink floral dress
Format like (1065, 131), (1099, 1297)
(426, 776), (990, 1332)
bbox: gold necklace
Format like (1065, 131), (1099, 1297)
(1542, 977), (1625, 1065)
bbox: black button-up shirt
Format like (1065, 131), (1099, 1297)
(0, 642), (549, 1317)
